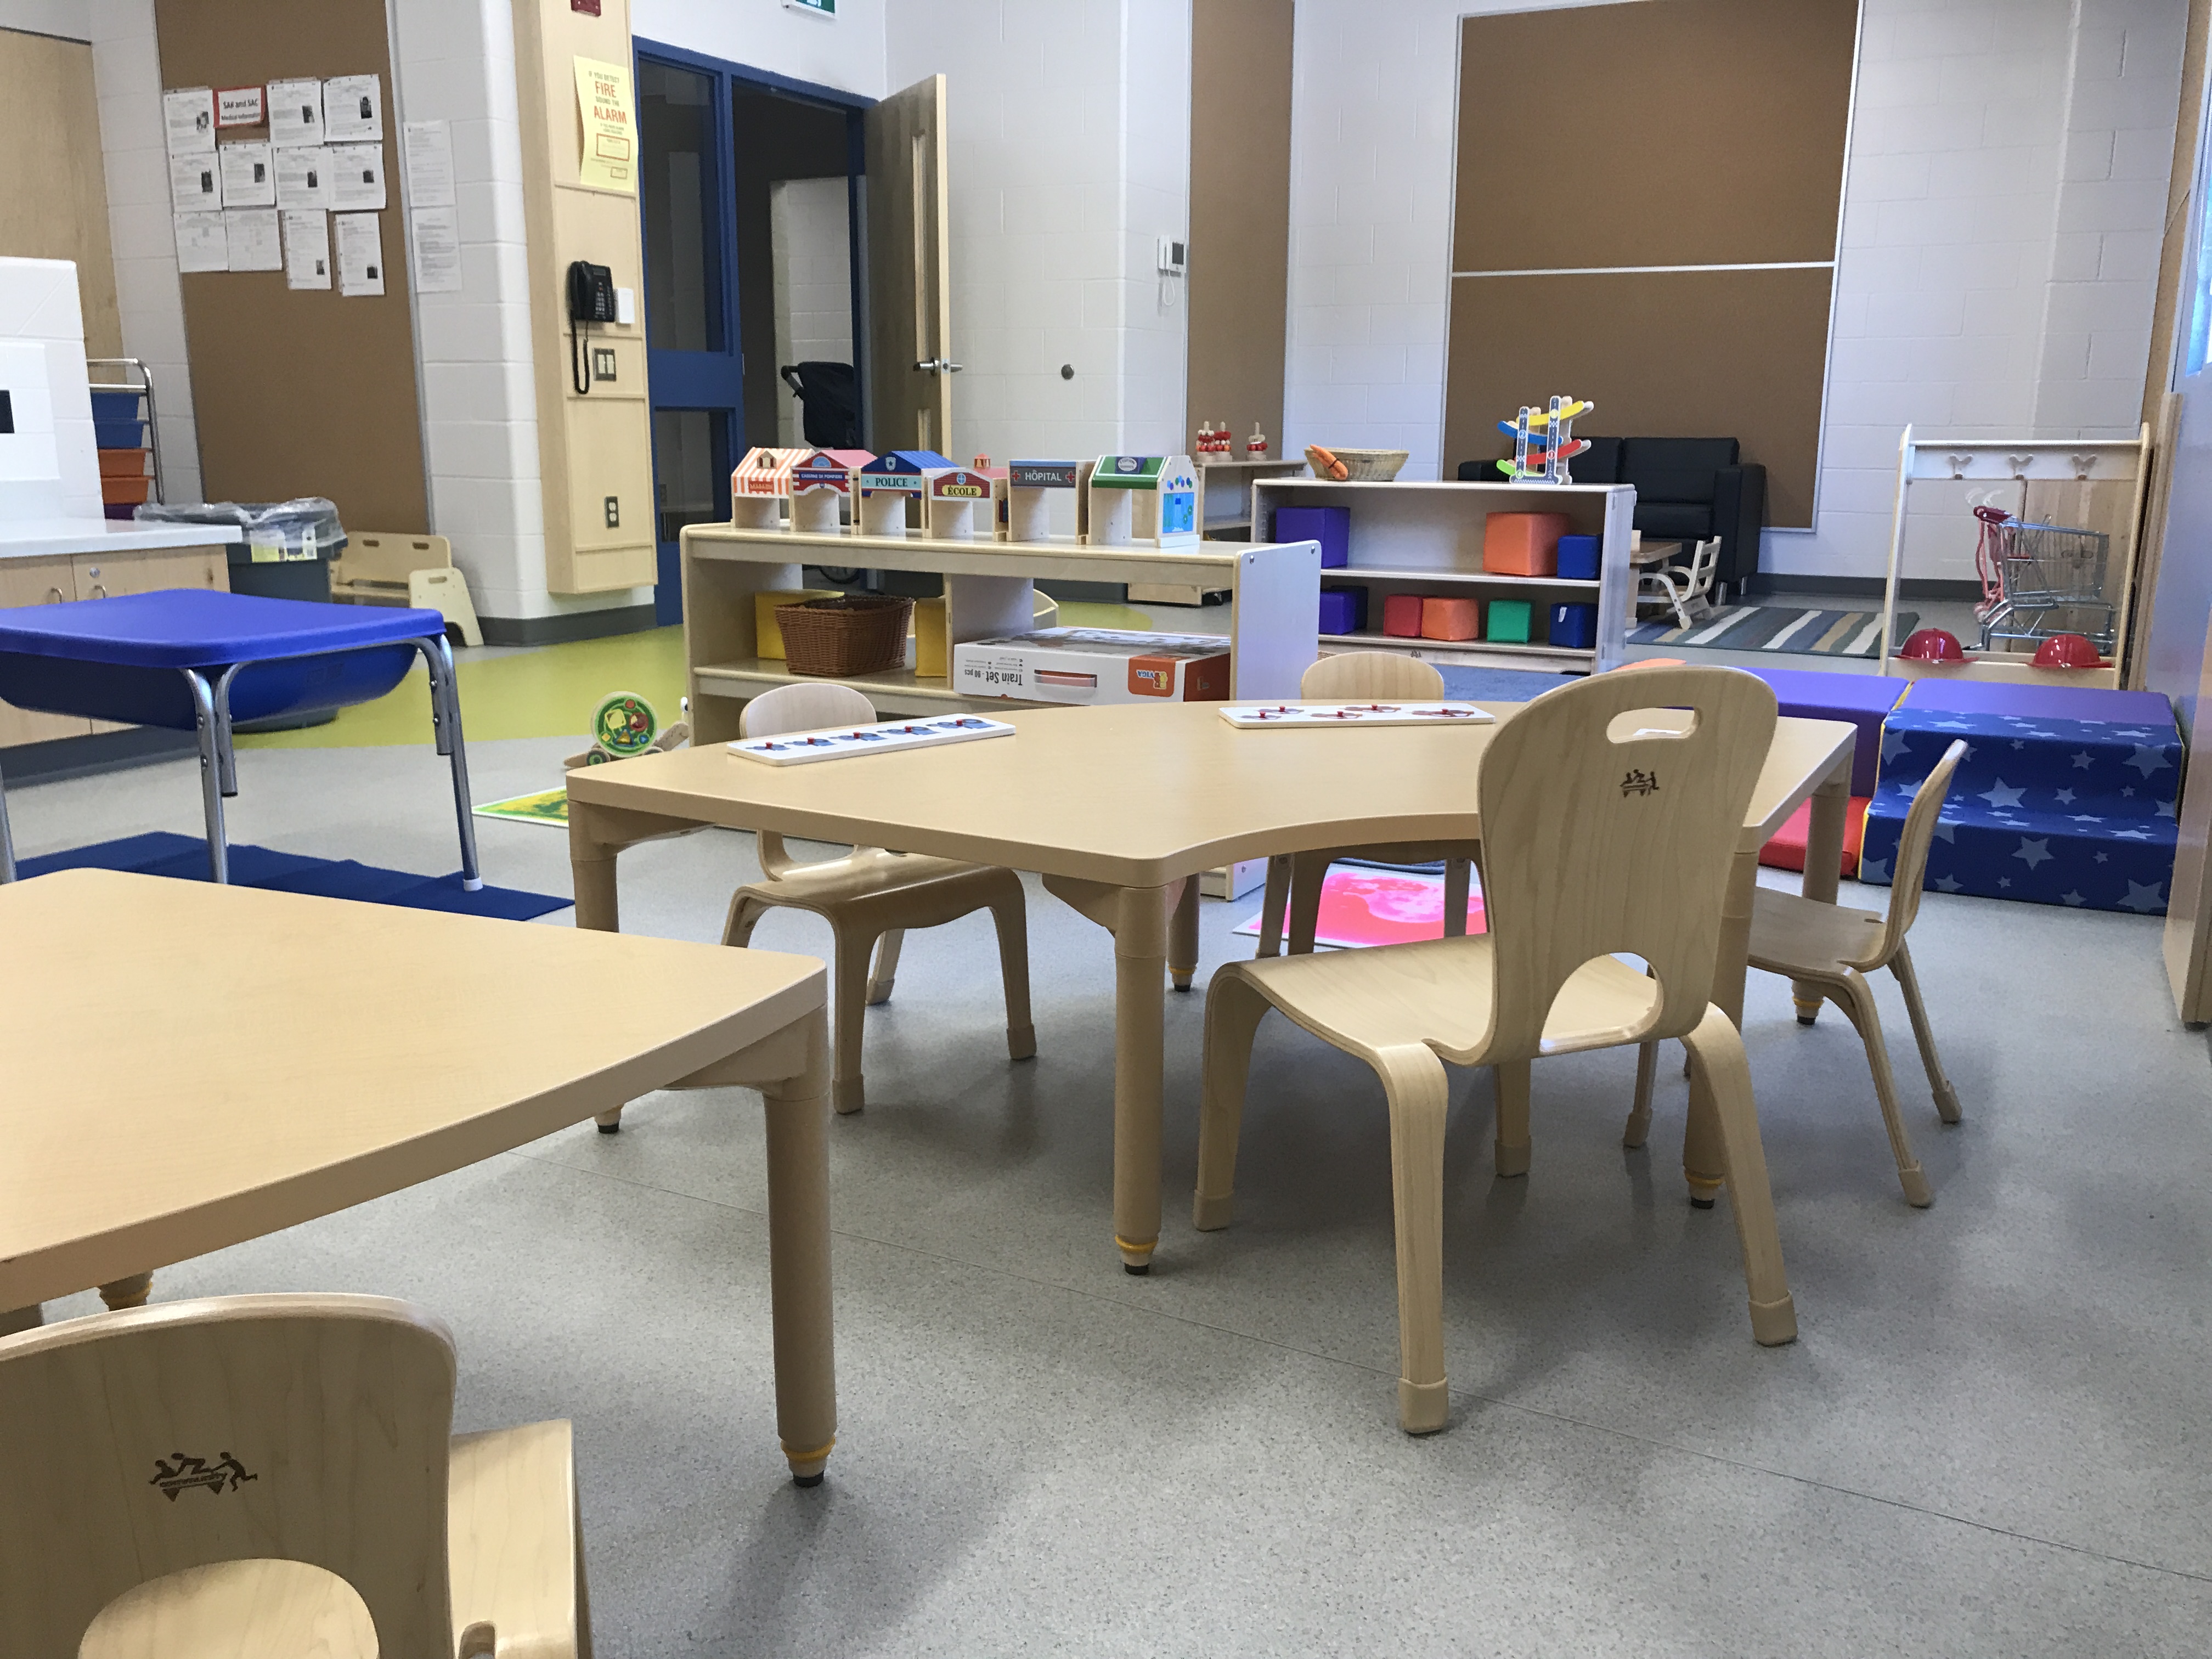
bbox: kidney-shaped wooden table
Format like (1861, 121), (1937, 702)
(567, 700), (1856, 1274)
(0, 869), (840, 1484)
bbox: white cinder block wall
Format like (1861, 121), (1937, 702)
(885, 0), (1190, 528)
(1283, 0), (2186, 580)
(770, 177), (856, 446)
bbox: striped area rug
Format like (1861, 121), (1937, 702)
(1627, 605), (1918, 658)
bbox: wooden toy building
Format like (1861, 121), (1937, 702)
(927, 466), (1005, 540)
(1085, 455), (1199, 548)
(856, 449), (955, 536)
(788, 448), (876, 534)
(730, 447), (810, 529)
(1006, 460), (1094, 543)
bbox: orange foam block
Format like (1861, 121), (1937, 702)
(1420, 596), (1481, 641)
(1759, 797), (1871, 877)
(1482, 511), (1571, 577)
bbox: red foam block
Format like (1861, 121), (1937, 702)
(1759, 797), (1870, 877)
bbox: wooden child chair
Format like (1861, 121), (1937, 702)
(1629, 739), (1968, 1206)
(1195, 667), (1795, 1433)
(1635, 535), (1722, 631)
(330, 532), (484, 647)
(724, 680), (1035, 1115)
(1254, 651), (1481, 958)
(0, 1294), (587, 1659)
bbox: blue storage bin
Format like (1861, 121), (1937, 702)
(1318, 585), (1367, 635)
(94, 419), (146, 448)
(90, 390), (142, 422)
(1275, 504), (1349, 568)
(1549, 602), (1598, 650)
(1556, 534), (1601, 581)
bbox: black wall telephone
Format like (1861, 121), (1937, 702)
(568, 261), (616, 393)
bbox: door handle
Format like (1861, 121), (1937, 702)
(913, 357), (964, 374)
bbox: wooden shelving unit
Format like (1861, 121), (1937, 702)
(1251, 477), (1635, 674)
(680, 522), (1322, 739)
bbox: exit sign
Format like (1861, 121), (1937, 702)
(784, 0), (834, 14)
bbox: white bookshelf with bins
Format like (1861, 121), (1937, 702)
(1250, 478), (1635, 674)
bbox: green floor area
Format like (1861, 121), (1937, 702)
(236, 602), (1160, 749)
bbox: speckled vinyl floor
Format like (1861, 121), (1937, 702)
(10, 730), (2212, 1656)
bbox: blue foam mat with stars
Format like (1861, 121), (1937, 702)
(1859, 706), (2180, 913)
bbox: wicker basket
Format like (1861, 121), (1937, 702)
(775, 595), (914, 676)
(1306, 444), (1409, 483)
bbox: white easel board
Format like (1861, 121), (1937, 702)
(1218, 702), (1495, 729)
(728, 714), (1017, 765)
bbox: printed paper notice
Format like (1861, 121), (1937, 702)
(275, 144), (330, 211)
(163, 87), (215, 154)
(335, 211), (385, 296)
(402, 120), (456, 208)
(173, 211), (227, 273)
(168, 150), (222, 211)
(267, 77), (323, 146)
(218, 141), (274, 207)
(225, 207), (280, 272)
(572, 57), (636, 194)
(216, 85), (264, 127)
(409, 205), (462, 294)
(323, 74), (383, 142)
(328, 143), (386, 211)
(283, 210), (330, 290)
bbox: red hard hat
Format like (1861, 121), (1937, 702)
(2032, 633), (2103, 669)
(1899, 628), (1967, 662)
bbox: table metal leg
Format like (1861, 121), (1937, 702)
(1041, 873), (1179, 1273)
(0, 752), (15, 883)
(417, 635), (482, 890)
(184, 669), (230, 884)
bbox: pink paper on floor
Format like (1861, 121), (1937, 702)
(1232, 865), (1485, 950)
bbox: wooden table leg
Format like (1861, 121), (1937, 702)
(568, 797), (701, 1133)
(1043, 874), (1178, 1273)
(1714, 847), (1760, 1032)
(0, 1304), (41, 1336)
(759, 1014), (837, 1485)
(1793, 765), (1852, 1025)
(1169, 872), (1200, 992)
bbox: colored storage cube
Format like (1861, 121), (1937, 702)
(912, 596), (949, 678)
(754, 587), (843, 660)
(1556, 533), (1601, 581)
(1382, 592), (1425, 637)
(1548, 602), (1597, 650)
(1318, 585), (1367, 636)
(1486, 599), (1532, 642)
(1276, 504), (1350, 568)
(1420, 596), (1481, 641)
(1482, 511), (1570, 576)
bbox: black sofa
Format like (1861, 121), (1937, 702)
(1458, 436), (1767, 596)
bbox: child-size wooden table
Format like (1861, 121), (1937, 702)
(566, 700), (1857, 1276)
(0, 870), (841, 1483)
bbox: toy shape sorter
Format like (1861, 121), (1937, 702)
(1860, 678), (2181, 914)
(1494, 396), (1594, 483)
(788, 448), (876, 534)
(730, 447), (811, 529)
(927, 464), (1006, 540)
(1085, 455), (1199, 548)
(856, 449), (955, 536)
(1006, 460), (1094, 542)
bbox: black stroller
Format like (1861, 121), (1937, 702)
(780, 362), (861, 449)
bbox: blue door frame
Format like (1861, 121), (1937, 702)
(634, 40), (873, 625)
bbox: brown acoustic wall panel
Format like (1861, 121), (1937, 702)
(1187, 0), (1294, 455)
(1454, 0), (1858, 273)
(154, 0), (427, 533)
(1443, 266), (1835, 527)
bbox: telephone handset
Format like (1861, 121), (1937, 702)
(568, 261), (616, 393)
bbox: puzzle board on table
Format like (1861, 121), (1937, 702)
(727, 714), (1017, 765)
(1218, 702), (1496, 729)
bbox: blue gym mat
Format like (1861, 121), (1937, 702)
(1434, 664), (1568, 702)
(15, 832), (571, 920)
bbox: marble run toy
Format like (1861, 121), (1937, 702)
(1494, 397), (1594, 484)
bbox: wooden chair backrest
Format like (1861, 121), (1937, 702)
(1301, 651), (1446, 699)
(0, 1294), (458, 1659)
(1877, 738), (1967, 960)
(342, 532), (452, 586)
(1475, 665), (1777, 1058)
(1032, 591), (1060, 627)
(741, 681), (880, 877)
(1686, 536), (1720, 598)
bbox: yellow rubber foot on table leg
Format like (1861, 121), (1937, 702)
(1686, 1176), (1722, 1210)
(1171, 973), (1193, 992)
(1116, 1235), (1156, 1275)
(783, 1439), (834, 1487)
(99, 1273), (153, 1311)
(1398, 1378), (1449, 1435)
(595, 1108), (623, 1134)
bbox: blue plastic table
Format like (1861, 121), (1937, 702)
(0, 589), (478, 888)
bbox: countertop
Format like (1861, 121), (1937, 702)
(0, 518), (245, 561)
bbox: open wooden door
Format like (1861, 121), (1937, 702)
(865, 74), (953, 455)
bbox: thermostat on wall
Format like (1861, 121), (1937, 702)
(1156, 236), (1186, 277)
